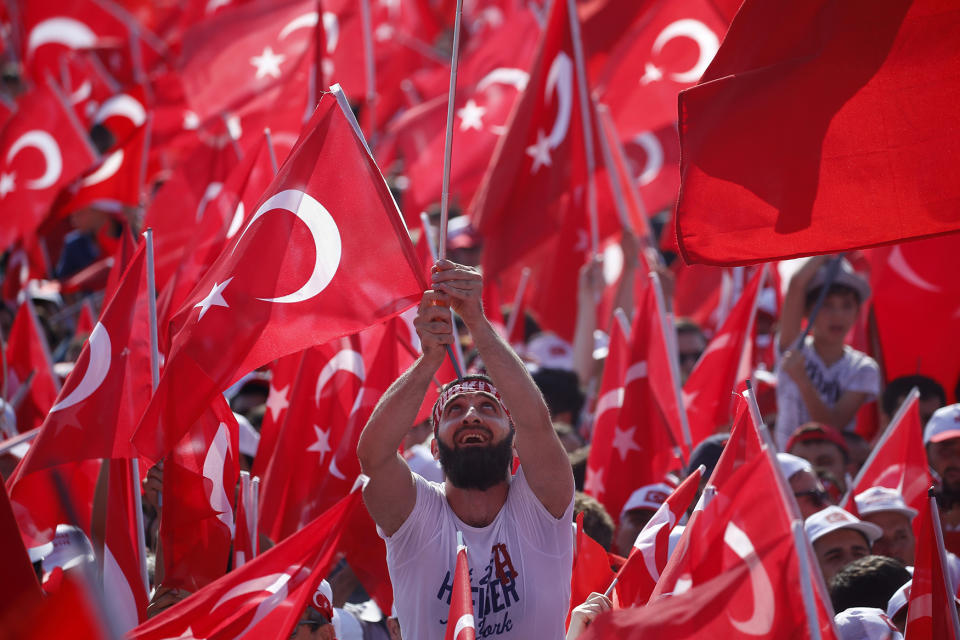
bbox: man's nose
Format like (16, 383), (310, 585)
(462, 405), (482, 422)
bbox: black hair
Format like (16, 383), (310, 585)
(881, 375), (947, 417)
(531, 367), (585, 426)
(674, 317), (706, 339)
(829, 555), (911, 614)
(574, 492), (615, 551)
(804, 283), (861, 312)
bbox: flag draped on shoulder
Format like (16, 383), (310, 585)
(675, 0), (960, 265)
(133, 93), (426, 462)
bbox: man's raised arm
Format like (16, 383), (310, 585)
(357, 292), (451, 536)
(431, 260), (574, 519)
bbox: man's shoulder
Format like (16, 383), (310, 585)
(840, 346), (879, 372)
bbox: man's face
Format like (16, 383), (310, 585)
(863, 511), (915, 566)
(928, 437), (960, 494)
(676, 332), (706, 382)
(789, 441), (847, 492)
(615, 509), (656, 557)
(919, 396), (945, 425)
(813, 528), (871, 582)
(434, 391), (514, 490)
(789, 470), (831, 519)
(810, 292), (859, 345)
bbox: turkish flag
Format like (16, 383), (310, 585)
(0, 80), (98, 253)
(177, 0), (317, 120)
(92, 86), (149, 147)
(129, 490), (363, 640)
(445, 540), (477, 640)
(841, 392), (933, 525)
(650, 416), (838, 637)
(866, 235), (960, 403)
(6, 571), (112, 640)
(3, 298), (60, 432)
(159, 395), (239, 592)
(13, 242), (150, 473)
(676, 0), (960, 265)
(103, 459), (149, 632)
(472, 0), (593, 278)
(75, 299), (95, 336)
(133, 93), (425, 463)
(614, 466), (703, 606)
(0, 477), (44, 623)
(59, 50), (121, 127)
(905, 494), (960, 639)
(570, 511), (616, 623)
(682, 264), (767, 444)
(1, 238), (47, 307)
(233, 471), (258, 569)
(250, 350), (304, 480)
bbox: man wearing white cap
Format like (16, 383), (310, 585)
(778, 452), (833, 518)
(854, 487), (917, 566)
(806, 505), (883, 582)
(290, 580), (336, 639)
(358, 261), (574, 640)
(925, 403), (960, 556)
(614, 483), (673, 556)
(833, 607), (903, 640)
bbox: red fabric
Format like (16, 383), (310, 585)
(0, 477), (43, 618)
(841, 393), (933, 524)
(6, 457), (99, 548)
(614, 466), (703, 606)
(905, 496), (960, 640)
(160, 395), (239, 592)
(1, 238), (47, 306)
(682, 264), (766, 443)
(250, 351), (304, 480)
(648, 408), (838, 637)
(444, 544), (477, 640)
(131, 491), (363, 640)
(472, 0), (591, 279)
(93, 85), (149, 147)
(569, 511), (616, 623)
(7, 572), (112, 640)
(4, 299), (60, 432)
(676, 0), (960, 265)
(75, 300), (95, 336)
(339, 488), (393, 614)
(132, 94), (426, 462)
(13, 243), (150, 473)
(103, 459), (149, 631)
(0, 80), (98, 253)
(58, 51), (119, 128)
(233, 473), (256, 569)
(866, 235), (960, 403)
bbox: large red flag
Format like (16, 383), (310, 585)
(905, 494), (960, 639)
(682, 264), (766, 444)
(129, 490), (363, 640)
(3, 298), (60, 432)
(103, 459), (149, 632)
(12, 243), (150, 473)
(676, 0), (960, 265)
(570, 511), (616, 622)
(0, 477), (43, 624)
(250, 351), (304, 479)
(614, 465), (703, 607)
(841, 390), (933, 520)
(159, 395), (239, 592)
(133, 93), (426, 462)
(444, 536), (477, 640)
(0, 80), (98, 253)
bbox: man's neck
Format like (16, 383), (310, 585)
(445, 481), (510, 528)
(812, 337), (845, 366)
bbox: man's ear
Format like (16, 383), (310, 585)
(431, 437), (439, 460)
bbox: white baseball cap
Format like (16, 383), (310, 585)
(854, 487), (918, 520)
(923, 403), (960, 445)
(834, 607), (902, 640)
(777, 452), (814, 480)
(805, 506), (883, 546)
(621, 483), (673, 518)
(885, 581), (910, 620)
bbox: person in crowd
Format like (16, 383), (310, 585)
(778, 452), (832, 518)
(854, 488), (917, 566)
(357, 260), (574, 640)
(291, 580), (337, 640)
(674, 318), (706, 384)
(806, 506), (882, 582)
(775, 256), (881, 449)
(786, 422), (851, 497)
(925, 403), (960, 555)
(828, 555), (911, 614)
(833, 607), (903, 640)
(614, 482), (672, 556)
(531, 367), (585, 427)
(574, 492), (616, 552)
(842, 431), (870, 477)
(881, 374), (946, 426)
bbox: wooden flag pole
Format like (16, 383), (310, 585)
(438, 0), (465, 263)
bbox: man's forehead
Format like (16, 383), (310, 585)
(443, 390), (500, 408)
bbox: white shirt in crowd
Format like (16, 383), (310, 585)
(775, 336), (880, 449)
(381, 468), (574, 640)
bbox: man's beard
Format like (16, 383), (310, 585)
(436, 433), (514, 491)
(940, 474), (960, 508)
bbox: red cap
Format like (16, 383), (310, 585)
(785, 422), (849, 457)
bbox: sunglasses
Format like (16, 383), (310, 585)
(678, 351), (703, 365)
(289, 617), (331, 638)
(794, 489), (832, 507)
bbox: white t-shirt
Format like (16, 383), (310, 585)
(381, 468), (574, 640)
(775, 336), (880, 449)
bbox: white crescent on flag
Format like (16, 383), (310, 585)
(723, 522), (774, 635)
(27, 18), (97, 56)
(315, 349), (365, 405)
(651, 19), (720, 83)
(51, 322), (111, 412)
(7, 130), (63, 189)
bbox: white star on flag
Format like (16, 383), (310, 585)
(612, 426), (641, 462)
(584, 466), (605, 497)
(0, 172), (15, 198)
(525, 129), (552, 173)
(250, 46), (286, 79)
(307, 424), (332, 462)
(195, 278), (233, 321)
(457, 99), (487, 131)
(640, 62), (664, 85)
(265, 384), (290, 422)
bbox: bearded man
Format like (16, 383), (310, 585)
(357, 260), (575, 640)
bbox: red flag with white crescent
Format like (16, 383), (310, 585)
(444, 538), (477, 640)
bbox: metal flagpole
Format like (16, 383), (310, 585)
(438, 0), (465, 263)
(566, 0), (599, 257)
(264, 128), (280, 174)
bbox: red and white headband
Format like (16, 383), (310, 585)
(432, 378), (512, 429)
